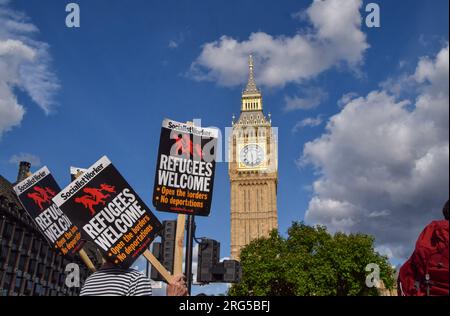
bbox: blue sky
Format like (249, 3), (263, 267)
(0, 0), (448, 295)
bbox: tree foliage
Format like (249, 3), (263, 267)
(229, 222), (394, 296)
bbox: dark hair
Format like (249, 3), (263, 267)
(443, 200), (449, 220)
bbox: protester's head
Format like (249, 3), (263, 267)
(101, 259), (118, 269)
(443, 200), (449, 220)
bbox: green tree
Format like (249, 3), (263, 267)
(229, 222), (394, 296)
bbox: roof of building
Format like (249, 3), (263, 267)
(0, 174), (21, 206)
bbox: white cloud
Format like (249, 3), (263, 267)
(399, 60), (407, 69)
(301, 45), (449, 261)
(0, 2), (59, 138)
(9, 152), (41, 166)
(192, 282), (230, 296)
(168, 32), (187, 50)
(0, 82), (25, 137)
(292, 115), (323, 133)
(290, 10), (307, 22)
(189, 0), (368, 88)
(284, 87), (328, 111)
(168, 40), (178, 49)
(337, 92), (359, 107)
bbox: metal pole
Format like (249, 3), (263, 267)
(145, 245), (150, 278)
(184, 214), (195, 295)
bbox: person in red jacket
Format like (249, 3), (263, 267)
(398, 200), (449, 296)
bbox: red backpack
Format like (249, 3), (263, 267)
(398, 220), (449, 296)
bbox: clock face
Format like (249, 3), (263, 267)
(240, 144), (265, 167)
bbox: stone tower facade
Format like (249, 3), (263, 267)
(229, 55), (278, 260)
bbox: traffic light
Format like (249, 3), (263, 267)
(150, 220), (176, 282)
(151, 227), (242, 284)
(197, 239), (220, 283)
(223, 259), (242, 283)
(197, 238), (241, 284)
(150, 242), (162, 281)
(161, 220), (176, 273)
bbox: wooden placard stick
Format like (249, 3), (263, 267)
(143, 249), (173, 283)
(78, 248), (96, 272)
(173, 214), (186, 275)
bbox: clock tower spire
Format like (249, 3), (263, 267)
(241, 55), (263, 112)
(243, 55), (260, 96)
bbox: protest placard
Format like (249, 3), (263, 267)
(53, 156), (162, 269)
(13, 167), (84, 256)
(153, 119), (218, 216)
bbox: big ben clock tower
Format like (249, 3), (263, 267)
(229, 55), (278, 260)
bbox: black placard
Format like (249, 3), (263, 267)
(13, 167), (84, 256)
(53, 156), (162, 269)
(153, 119), (218, 217)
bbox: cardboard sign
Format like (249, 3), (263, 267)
(53, 156), (162, 269)
(13, 167), (84, 256)
(153, 119), (218, 216)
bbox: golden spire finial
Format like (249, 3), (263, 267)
(243, 54), (259, 95)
